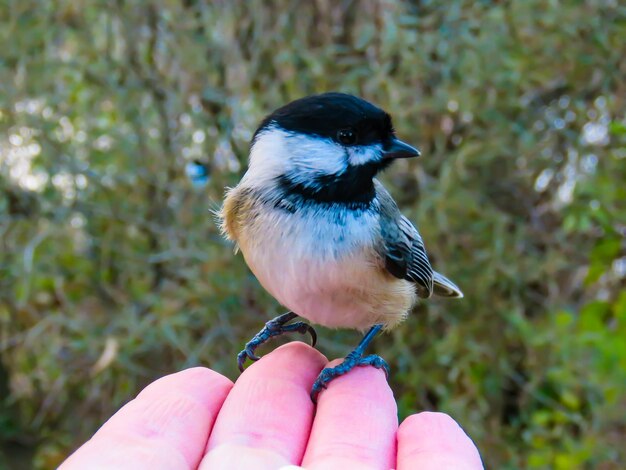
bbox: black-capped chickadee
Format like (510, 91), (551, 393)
(219, 93), (462, 401)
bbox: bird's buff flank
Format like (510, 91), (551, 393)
(219, 93), (462, 401)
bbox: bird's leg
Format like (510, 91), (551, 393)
(237, 311), (317, 372)
(310, 324), (388, 403)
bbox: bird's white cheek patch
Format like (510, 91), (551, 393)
(288, 134), (346, 176)
(245, 128), (348, 184)
(347, 144), (383, 166)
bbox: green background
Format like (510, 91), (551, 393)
(1, 1), (625, 468)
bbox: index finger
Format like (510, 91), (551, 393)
(60, 367), (233, 470)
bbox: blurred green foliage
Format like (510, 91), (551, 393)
(1, 0), (625, 468)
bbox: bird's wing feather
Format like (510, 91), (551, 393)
(376, 180), (434, 298)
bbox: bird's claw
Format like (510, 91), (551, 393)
(237, 346), (260, 372)
(295, 322), (317, 348)
(361, 354), (390, 378)
(266, 320), (317, 348)
(237, 314), (317, 372)
(310, 353), (390, 403)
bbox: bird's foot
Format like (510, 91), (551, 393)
(310, 350), (390, 403)
(237, 312), (317, 372)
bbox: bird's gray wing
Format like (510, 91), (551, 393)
(375, 180), (434, 298)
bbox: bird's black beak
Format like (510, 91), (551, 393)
(382, 138), (421, 160)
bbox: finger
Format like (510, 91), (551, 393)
(397, 412), (483, 470)
(301, 359), (398, 470)
(60, 367), (233, 470)
(200, 342), (327, 470)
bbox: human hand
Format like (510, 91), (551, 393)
(60, 342), (483, 469)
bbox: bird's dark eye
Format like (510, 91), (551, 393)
(337, 128), (357, 145)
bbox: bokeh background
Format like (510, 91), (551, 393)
(1, 1), (625, 468)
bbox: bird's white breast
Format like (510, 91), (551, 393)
(236, 198), (415, 330)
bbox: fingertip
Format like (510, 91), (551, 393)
(399, 411), (457, 434)
(398, 412), (469, 446)
(242, 341), (328, 381)
(397, 412), (483, 470)
(61, 367), (234, 470)
(137, 367), (233, 402)
(325, 359), (394, 403)
(268, 341), (328, 367)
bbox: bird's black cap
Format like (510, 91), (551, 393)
(254, 93), (395, 146)
(254, 93), (419, 206)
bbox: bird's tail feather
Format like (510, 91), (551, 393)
(432, 271), (464, 298)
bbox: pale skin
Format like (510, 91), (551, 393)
(60, 342), (483, 469)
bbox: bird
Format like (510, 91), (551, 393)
(218, 92), (463, 402)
